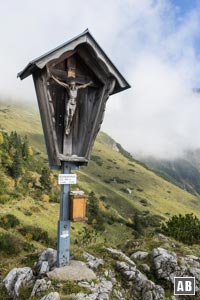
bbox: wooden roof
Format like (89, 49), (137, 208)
(18, 29), (130, 95)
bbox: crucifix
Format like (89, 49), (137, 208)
(51, 75), (93, 135)
(49, 55), (93, 136)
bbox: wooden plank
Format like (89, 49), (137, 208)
(77, 46), (106, 84)
(85, 85), (106, 159)
(33, 70), (60, 167)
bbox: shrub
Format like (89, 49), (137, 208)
(0, 195), (10, 204)
(140, 199), (149, 206)
(91, 155), (103, 166)
(161, 213), (200, 245)
(74, 227), (102, 247)
(19, 225), (51, 245)
(128, 169), (135, 172)
(0, 175), (7, 195)
(100, 195), (106, 201)
(0, 214), (20, 229)
(87, 191), (105, 231)
(41, 194), (50, 202)
(0, 233), (27, 255)
(112, 177), (130, 184)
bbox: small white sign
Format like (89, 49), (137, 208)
(58, 174), (77, 185)
(60, 230), (69, 239)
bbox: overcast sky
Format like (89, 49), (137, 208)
(1, 0), (200, 159)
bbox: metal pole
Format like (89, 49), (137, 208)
(57, 161), (79, 267)
(57, 162), (71, 267)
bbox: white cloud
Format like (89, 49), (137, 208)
(1, 0), (200, 158)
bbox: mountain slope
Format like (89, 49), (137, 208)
(0, 101), (45, 153)
(0, 100), (200, 220)
(142, 153), (200, 196)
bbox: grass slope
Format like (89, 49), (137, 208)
(80, 134), (200, 218)
(0, 100), (200, 220)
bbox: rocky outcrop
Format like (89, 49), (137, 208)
(152, 247), (180, 282)
(40, 292), (60, 300)
(83, 252), (104, 270)
(106, 247), (136, 267)
(3, 267), (34, 298)
(35, 248), (57, 275)
(4, 246), (200, 300)
(116, 261), (165, 300)
(77, 275), (113, 300)
(31, 278), (52, 297)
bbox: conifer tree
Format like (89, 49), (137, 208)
(87, 191), (105, 231)
(40, 167), (52, 192)
(10, 149), (23, 179)
(22, 136), (29, 160)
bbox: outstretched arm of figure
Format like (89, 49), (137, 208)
(77, 80), (93, 90)
(51, 75), (69, 89)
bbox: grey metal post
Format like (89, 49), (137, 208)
(57, 162), (79, 267)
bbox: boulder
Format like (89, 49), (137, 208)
(131, 251), (149, 260)
(3, 267), (33, 298)
(152, 247), (180, 282)
(47, 260), (96, 281)
(35, 248), (57, 275)
(40, 292), (60, 300)
(31, 278), (52, 296)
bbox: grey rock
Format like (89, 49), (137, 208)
(31, 278), (52, 296)
(78, 281), (92, 290)
(181, 255), (200, 268)
(40, 292), (60, 300)
(131, 251), (149, 260)
(116, 260), (164, 300)
(152, 247), (179, 281)
(106, 247), (136, 267)
(152, 247), (200, 292)
(126, 188), (132, 194)
(39, 261), (50, 275)
(99, 278), (112, 293)
(112, 289), (125, 300)
(35, 248), (57, 275)
(47, 260), (96, 281)
(141, 264), (151, 273)
(132, 270), (165, 300)
(3, 267), (33, 298)
(77, 275), (113, 300)
(98, 292), (109, 300)
(84, 252), (104, 270)
(116, 261), (137, 281)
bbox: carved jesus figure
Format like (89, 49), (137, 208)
(52, 75), (93, 135)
